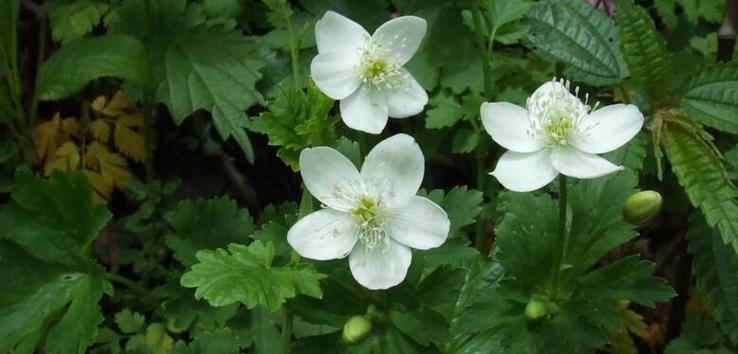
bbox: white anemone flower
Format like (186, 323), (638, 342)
(310, 11), (428, 134)
(482, 79), (644, 192)
(287, 134), (449, 290)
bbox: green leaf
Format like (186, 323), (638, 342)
(0, 241), (109, 354)
(169, 328), (240, 354)
(419, 186), (483, 235)
(424, 91), (464, 129)
(35, 34), (151, 100)
(663, 121), (738, 253)
(114, 309), (145, 334)
(180, 241), (325, 311)
(164, 197), (255, 267)
(603, 131), (647, 170)
(614, 0), (672, 107)
(48, 0), (109, 44)
(451, 128), (479, 154)
(665, 314), (735, 354)
(0, 170), (112, 269)
(108, 0), (264, 162)
(578, 255), (675, 307)
(250, 83), (335, 170)
(680, 64), (738, 134)
(526, 0), (628, 86)
(687, 217), (738, 345)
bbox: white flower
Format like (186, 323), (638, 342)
(287, 134), (449, 290)
(482, 79), (644, 192)
(310, 11), (429, 134)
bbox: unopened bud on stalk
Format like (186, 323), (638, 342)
(525, 299), (548, 320)
(623, 190), (663, 225)
(342, 315), (372, 344)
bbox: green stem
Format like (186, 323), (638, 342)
(471, 6), (494, 100)
(550, 175), (568, 300)
(282, 310), (293, 354)
(285, 10), (301, 88)
(298, 184), (313, 218)
(473, 139), (489, 251)
(104, 272), (162, 311)
(140, 93), (156, 180)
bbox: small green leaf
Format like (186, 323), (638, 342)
(526, 0), (628, 86)
(425, 91), (464, 129)
(680, 63), (738, 134)
(169, 328), (240, 354)
(114, 309), (145, 334)
(615, 0), (672, 107)
(180, 241), (325, 311)
(451, 128), (479, 154)
(48, 0), (109, 44)
(164, 197), (255, 267)
(420, 186), (483, 235)
(35, 34), (152, 100)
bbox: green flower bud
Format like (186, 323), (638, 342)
(623, 190), (663, 225)
(342, 315), (372, 344)
(525, 299), (548, 320)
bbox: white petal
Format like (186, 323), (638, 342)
(386, 71), (428, 118)
(481, 102), (544, 153)
(491, 150), (558, 192)
(300, 147), (360, 210)
(572, 104), (644, 154)
(551, 147), (624, 179)
(371, 16), (427, 66)
(315, 11), (370, 55)
(339, 86), (388, 134)
(385, 196), (449, 250)
(310, 52), (361, 100)
(349, 239), (412, 290)
(361, 133), (424, 206)
(288, 209), (359, 260)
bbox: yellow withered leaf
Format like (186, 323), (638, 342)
(89, 119), (111, 143)
(114, 113), (146, 162)
(91, 96), (107, 113)
(92, 90), (133, 116)
(85, 142), (131, 188)
(33, 113), (63, 160)
(44, 141), (80, 176)
(62, 118), (78, 135)
(84, 170), (113, 202)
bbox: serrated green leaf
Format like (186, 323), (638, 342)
(680, 64), (738, 134)
(169, 328), (240, 354)
(615, 0), (672, 107)
(48, 0), (109, 44)
(687, 217), (738, 345)
(0, 169), (112, 268)
(526, 0), (628, 86)
(664, 121), (738, 253)
(35, 34), (151, 100)
(419, 186), (483, 235)
(425, 91), (464, 129)
(108, 0), (264, 162)
(251, 83), (336, 170)
(578, 256), (675, 307)
(0, 241), (109, 354)
(180, 241), (325, 311)
(451, 128), (479, 154)
(114, 309), (145, 334)
(164, 197), (255, 267)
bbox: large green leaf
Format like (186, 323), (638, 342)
(680, 64), (738, 134)
(0, 170), (112, 269)
(614, 0), (672, 107)
(164, 197), (255, 267)
(48, 0), (109, 44)
(35, 34), (152, 100)
(687, 217), (738, 345)
(108, 0), (265, 162)
(526, 0), (628, 86)
(0, 170), (112, 354)
(663, 122), (738, 253)
(578, 255), (674, 307)
(180, 241), (325, 311)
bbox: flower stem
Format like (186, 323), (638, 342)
(284, 6), (301, 88)
(550, 175), (568, 300)
(104, 272), (162, 311)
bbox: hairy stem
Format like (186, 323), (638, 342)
(285, 8), (301, 88)
(550, 176), (568, 300)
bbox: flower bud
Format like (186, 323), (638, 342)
(623, 190), (663, 225)
(342, 315), (372, 344)
(525, 299), (548, 320)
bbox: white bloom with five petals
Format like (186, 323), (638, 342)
(287, 134), (449, 290)
(310, 11), (428, 134)
(482, 79), (644, 192)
